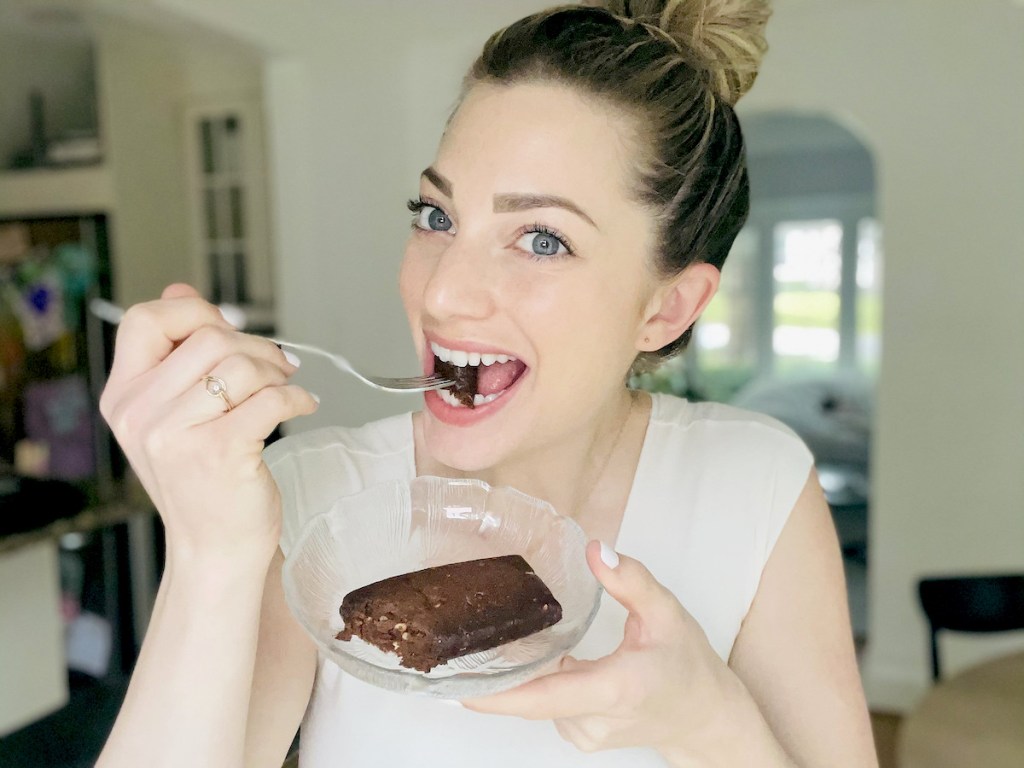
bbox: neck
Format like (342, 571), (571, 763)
(445, 388), (642, 521)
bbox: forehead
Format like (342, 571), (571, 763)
(436, 82), (639, 208)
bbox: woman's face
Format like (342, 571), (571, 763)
(399, 81), (661, 471)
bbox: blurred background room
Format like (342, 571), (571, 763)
(0, 1), (1022, 766)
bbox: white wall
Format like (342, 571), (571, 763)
(741, 0), (1024, 710)
(130, 0), (1024, 713)
(0, 28), (97, 167)
(148, 0), (549, 426)
(93, 11), (263, 305)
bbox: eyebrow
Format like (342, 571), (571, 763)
(421, 166), (452, 198)
(493, 193), (598, 230)
(420, 166), (598, 230)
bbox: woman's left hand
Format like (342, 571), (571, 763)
(462, 541), (750, 759)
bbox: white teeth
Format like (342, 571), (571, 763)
(431, 342), (450, 363)
(471, 393), (502, 405)
(438, 388), (505, 409)
(430, 341), (518, 368)
(437, 386), (507, 409)
(437, 388), (465, 408)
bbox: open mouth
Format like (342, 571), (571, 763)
(431, 341), (528, 409)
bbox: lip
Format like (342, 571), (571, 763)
(421, 333), (530, 427)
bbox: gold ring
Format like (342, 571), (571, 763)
(202, 375), (234, 412)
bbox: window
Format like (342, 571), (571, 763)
(683, 212), (882, 402)
(633, 112), (880, 403)
(184, 100), (274, 321)
(198, 115), (249, 304)
(772, 218), (843, 374)
(688, 226), (761, 398)
(856, 218), (883, 374)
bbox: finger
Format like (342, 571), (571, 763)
(554, 719), (595, 752)
(108, 295), (233, 386)
(461, 656), (615, 720)
(217, 383), (319, 442)
(161, 283), (202, 300)
(555, 717), (609, 754)
(171, 354), (291, 426)
(146, 325), (298, 402)
(586, 541), (678, 638)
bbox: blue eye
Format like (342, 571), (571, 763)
(427, 207), (452, 231)
(414, 203), (453, 232)
(514, 229), (571, 259)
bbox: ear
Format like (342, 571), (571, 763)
(636, 263), (720, 352)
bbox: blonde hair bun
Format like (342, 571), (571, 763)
(595, 0), (770, 105)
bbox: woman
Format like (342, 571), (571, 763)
(96, 2), (877, 766)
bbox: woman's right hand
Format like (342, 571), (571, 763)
(99, 284), (319, 566)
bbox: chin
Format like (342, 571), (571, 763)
(421, 414), (515, 473)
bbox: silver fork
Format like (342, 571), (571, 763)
(265, 338), (452, 393)
(88, 298), (453, 394)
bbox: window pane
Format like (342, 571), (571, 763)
(232, 251), (249, 304)
(229, 186), (245, 239)
(200, 120), (214, 175)
(209, 253), (222, 304)
(217, 187), (233, 240)
(204, 187), (218, 239)
(857, 218), (883, 372)
(773, 219), (841, 374)
(223, 116), (242, 174)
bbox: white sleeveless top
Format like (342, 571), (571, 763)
(266, 393), (813, 767)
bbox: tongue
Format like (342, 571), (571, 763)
(477, 359), (527, 396)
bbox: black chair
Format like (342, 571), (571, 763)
(918, 575), (1024, 680)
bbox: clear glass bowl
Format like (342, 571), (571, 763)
(282, 475), (601, 698)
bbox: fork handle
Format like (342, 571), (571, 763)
(268, 338), (356, 375)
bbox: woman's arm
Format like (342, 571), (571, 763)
(97, 549), (270, 768)
(244, 548), (318, 766)
(464, 542), (801, 766)
(93, 284), (318, 768)
(728, 473), (878, 767)
(98, 550), (315, 768)
(464, 476), (876, 766)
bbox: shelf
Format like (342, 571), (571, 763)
(0, 479), (152, 556)
(0, 165), (114, 218)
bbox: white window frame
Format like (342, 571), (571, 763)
(183, 98), (274, 310)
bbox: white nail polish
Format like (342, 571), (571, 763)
(218, 303), (247, 329)
(599, 541), (620, 569)
(283, 349), (301, 368)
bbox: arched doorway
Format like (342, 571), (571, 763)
(733, 111), (878, 643)
(635, 110), (880, 642)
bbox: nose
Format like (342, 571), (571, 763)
(421, 235), (496, 323)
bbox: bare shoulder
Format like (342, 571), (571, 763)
(729, 474), (878, 767)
